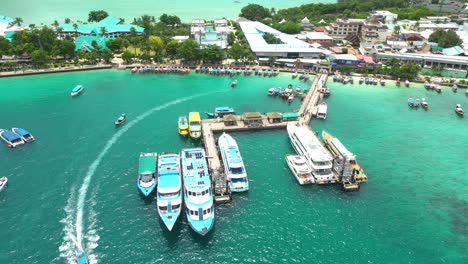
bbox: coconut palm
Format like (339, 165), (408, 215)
(13, 17), (23, 26)
(65, 18), (71, 24)
(100, 27), (108, 37)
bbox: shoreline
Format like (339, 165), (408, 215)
(0, 65), (113, 78)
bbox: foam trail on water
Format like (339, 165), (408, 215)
(74, 93), (208, 250)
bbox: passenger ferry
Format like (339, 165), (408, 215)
(12, 128), (35, 142)
(285, 154), (315, 184)
(205, 107), (236, 118)
(322, 131), (367, 183)
(317, 102), (327, 119)
(156, 153), (182, 231)
(0, 129), (25, 147)
(188, 112), (202, 139)
(218, 133), (249, 192)
(287, 123), (336, 184)
(181, 148), (214, 235)
(137, 153), (157, 196)
(71, 85), (84, 96)
(178, 116), (189, 136)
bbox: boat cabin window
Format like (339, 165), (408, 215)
(172, 204), (181, 210)
(141, 173), (153, 182)
(231, 178), (246, 183)
(159, 206), (168, 211)
(230, 167), (244, 174)
(159, 191), (179, 198)
(190, 210), (194, 215)
(189, 121), (200, 125)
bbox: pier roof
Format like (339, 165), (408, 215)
(266, 112), (282, 119)
(241, 112), (262, 120)
(223, 114), (237, 122)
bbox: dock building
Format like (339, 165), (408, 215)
(191, 19), (229, 49)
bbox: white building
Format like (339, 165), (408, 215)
(376, 53), (468, 71)
(191, 19), (229, 49)
(370, 10), (398, 24)
(238, 20), (331, 59)
(326, 18), (365, 41)
(326, 17), (387, 44)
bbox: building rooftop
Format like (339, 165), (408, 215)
(0, 16), (14, 23)
(59, 16), (144, 34)
(305, 32), (333, 40)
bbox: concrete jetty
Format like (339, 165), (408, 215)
(203, 74), (330, 203)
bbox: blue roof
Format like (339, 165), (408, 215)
(13, 128), (30, 136)
(72, 85), (83, 92)
(1, 130), (20, 141)
(58, 16), (144, 35)
(158, 169), (180, 189)
(442, 46), (464, 56)
(74, 36), (112, 51)
(0, 16), (14, 23)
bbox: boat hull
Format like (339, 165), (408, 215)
(137, 181), (156, 196)
(186, 212), (214, 236)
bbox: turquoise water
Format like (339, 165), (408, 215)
(0, 70), (467, 264)
(1, 0), (334, 25)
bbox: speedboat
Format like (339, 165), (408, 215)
(295, 87), (301, 93)
(380, 79), (386, 86)
(0, 129), (25, 147)
(0, 176), (7, 192)
(292, 72), (298, 78)
(396, 79), (401, 86)
(452, 85), (458, 92)
(359, 78), (364, 84)
(178, 116), (189, 136)
(424, 82), (431, 89)
(231, 80), (237, 87)
(114, 114), (126, 125)
(12, 128), (35, 142)
(317, 102), (327, 119)
(408, 98), (415, 107)
(421, 98), (429, 109)
(373, 79), (378, 85)
(405, 80), (410, 87)
(455, 104), (464, 116)
(414, 98), (420, 108)
(348, 77), (354, 84)
(77, 250), (88, 264)
(287, 94), (294, 103)
(188, 112), (202, 139)
(157, 153), (182, 231)
(137, 152), (157, 196)
(205, 107), (235, 118)
(268, 88), (275, 95)
(218, 133), (249, 192)
(435, 85), (441, 93)
(71, 85), (84, 96)
(181, 148), (214, 236)
(285, 154), (314, 184)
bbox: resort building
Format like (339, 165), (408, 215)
(297, 17), (314, 31)
(369, 10), (398, 24)
(0, 15), (29, 41)
(326, 17), (387, 45)
(190, 19), (229, 49)
(74, 36), (111, 52)
(376, 53), (468, 72)
(326, 18), (365, 41)
(302, 32), (333, 44)
(57, 16), (144, 39)
(238, 20), (331, 60)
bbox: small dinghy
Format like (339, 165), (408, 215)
(452, 85), (458, 92)
(414, 98), (420, 108)
(455, 104), (464, 116)
(231, 80), (237, 87)
(408, 98), (415, 107)
(435, 85), (442, 93)
(114, 114), (127, 125)
(405, 80), (410, 87)
(421, 98), (429, 109)
(0, 176), (8, 192)
(12, 128), (35, 142)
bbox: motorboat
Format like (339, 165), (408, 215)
(137, 152), (157, 196)
(156, 153), (182, 231)
(414, 98), (420, 108)
(11, 128), (35, 142)
(285, 154), (315, 184)
(343, 77), (349, 84)
(231, 80), (237, 87)
(268, 88), (275, 95)
(359, 78), (364, 84)
(292, 72), (298, 78)
(206, 107), (236, 118)
(295, 87), (301, 93)
(0, 129), (25, 147)
(452, 85), (458, 92)
(77, 250), (88, 264)
(424, 82), (431, 89)
(0, 176), (7, 192)
(373, 79), (378, 85)
(71, 85), (84, 96)
(178, 116), (189, 136)
(421, 98), (429, 109)
(455, 104), (464, 116)
(114, 114), (126, 125)
(131, 67), (137, 73)
(348, 77), (354, 84)
(181, 148), (214, 236)
(435, 85), (441, 93)
(218, 133), (249, 192)
(322, 131), (367, 183)
(316, 102), (327, 119)
(287, 94), (294, 103)
(188, 112), (202, 139)
(396, 79), (401, 86)
(408, 98), (415, 107)
(380, 79), (386, 86)
(287, 123), (336, 184)
(405, 80), (410, 87)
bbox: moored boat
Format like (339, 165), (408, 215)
(137, 152), (157, 196)
(0, 129), (25, 147)
(178, 116), (189, 136)
(114, 114), (127, 125)
(405, 80), (410, 87)
(396, 79), (401, 86)
(452, 85), (458, 92)
(408, 97), (415, 107)
(181, 148), (214, 235)
(206, 107), (235, 119)
(424, 82), (431, 89)
(292, 72), (298, 78)
(359, 77), (364, 84)
(218, 133), (249, 192)
(157, 153), (182, 231)
(380, 79), (386, 86)
(285, 154), (315, 184)
(414, 98), (420, 108)
(268, 88), (275, 95)
(77, 250), (88, 264)
(11, 128), (35, 142)
(0, 176), (7, 192)
(287, 94), (294, 103)
(316, 102), (327, 119)
(188, 112), (202, 139)
(71, 85), (84, 96)
(435, 85), (441, 93)
(455, 104), (464, 116)
(231, 80), (237, 87)
(421, 98), (429, 109)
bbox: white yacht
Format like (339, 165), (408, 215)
(285, 154), (315, 184)
(287, 123), (336, 184)
(316, 102), (327, 119)
(218, 133), (249, 192)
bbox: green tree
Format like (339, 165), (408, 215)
(228, 43), (248, 62)
(88, 10), (109, 22)
(165, 40), (179, 59)
(64, 18), (71, 24)
(263, 33), (282, 44)
(159, 14), (181, 26)
(106, 38), (123, 52)
(201, 44), (225, 64)
(0, 36), (11, 58)
(277, 21), (302, 34)
(337, 65), (354, 74)
(429, 30), (462, 48)
(100, 27), (108, 37)
(176, 39), (200, 62)
(121, 50), (133, 63)
(52, 20), (59, 27)
(148, 35), (164, 55)
(394, 25), (401, 35)
(268, 56), (276, 66)
(13, 17), (23, 26)
(31, 49), (51, 68)
(240, 4), (271, 21)
(101, 49), (113, 63)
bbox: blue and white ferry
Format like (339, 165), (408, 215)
(12, 128), (35, 142)
(137, 152), (158, 196)
(157, 153), (183, 231)
(218, 133), (249, 192)
(181, 148), (214, 236)
(0, 129), (25, 147)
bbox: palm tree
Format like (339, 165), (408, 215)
(100, 27), (108, 38)
(13, 17), (23, 26)
(73, 23), (79, 33)
(52, 20), (59, 27)
(65, 18), (71, 24)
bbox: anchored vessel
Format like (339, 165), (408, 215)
(287, 123), (336, 184)
(157, 153), (182, 231)
(0, 129), (25, 147)
(218, 133), (249, 192)
(71, 85), (84, 96)
(285, 154), (315, 184)
(317, 102), (328, 119)
(11, 128), (35, 142)
(178, 116), (189, 136)
(0, 176), (7, 192)
(205, 107), (236, 118)
(455, 104), (464, 116)
(181, 148), (214, 235)
(322, 131), (367, 183)
(137, 153), (158, 196)
(188, 112), (202, 139)
(114, 114), (127, 125)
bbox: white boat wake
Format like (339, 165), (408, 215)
(59, 93), (209, 263)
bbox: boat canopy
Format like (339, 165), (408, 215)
(13, 128), (30, 136)
(189, 112), (201, 122)
(329, 137), (356, 160)
(215, 107), (234, 112)
(72, 85), (83, 92)
(139, 155), (156, 174)
(282, 112), (300, 118)
(1, 130), (21, 141)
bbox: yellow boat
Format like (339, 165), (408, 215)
(188, 112), (202, 139)
(178, 116), (189, 136)
(322, 131), (368, 183)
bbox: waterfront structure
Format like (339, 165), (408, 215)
(191, 19), (229, 49)
(369, 10), (398, 24)
(238, 20), (331, 59)
(326, 17), (387, 45)
(0, 15), (28, 41)
(57, 16), (144, 39)
(376, 53), (468, 73)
